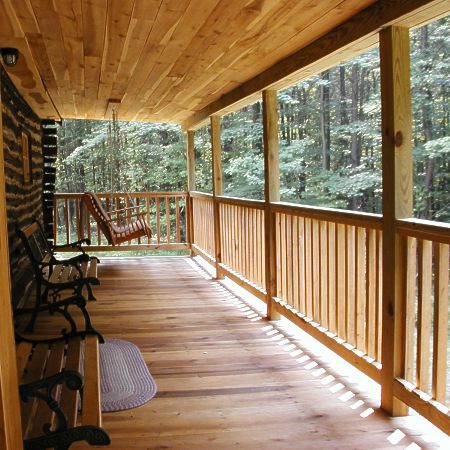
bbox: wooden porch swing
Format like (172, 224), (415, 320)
(80, 108), (152, 246)
(81, 192), (152, 245)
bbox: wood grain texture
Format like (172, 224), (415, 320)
(1, 0), (446, 124)
(262, 90), (280, 320)
(211, 116), (223, 278)
(379, 25), (413, 416)
(68, 256), (433, 449)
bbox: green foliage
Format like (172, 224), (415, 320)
(57, 121), (186, 193)
(194, 125), (212, 193)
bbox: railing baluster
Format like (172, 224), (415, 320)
(404, 236), (417, 384)
(312, 219), (320, 322)
(416, 239), (432, 392)
(292, 215), (300, 312)
(320, 221), (328, 328)
(165, 197), (171, 244)
(53, 196), (58, 245)
(64, 198), (70, 244)
(299, 217), (306, 316)
(432, 242), (449, 404)
(176, 197), (180, 243)
(337, 223), (346, 339)
(366, 228), (376, 358)
(347, 225), (356, 347)
(156, 197), (161, 244)
(305, 218), (312, 318)
(126, 196), (131, 246)
(376, 230), (383, 361)
(356, 227), (366, 351)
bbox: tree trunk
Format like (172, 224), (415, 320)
(420, 25), (435, 219)
(350, 64), (360, 168)
(320, 70), (331, 171)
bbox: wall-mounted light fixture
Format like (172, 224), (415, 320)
(1, 47), (19, 67)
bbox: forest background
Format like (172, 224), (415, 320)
(56, 18), (449, 223)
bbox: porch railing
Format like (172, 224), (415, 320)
(54, 190), (449, 432)
(394, 218), (450, 431)
(190, 192), (450, 431)
(54, 192), (189, 251)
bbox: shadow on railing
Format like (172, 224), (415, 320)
(190, 191), (450, 433)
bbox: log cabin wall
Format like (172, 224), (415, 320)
(1, 66), (43, 307)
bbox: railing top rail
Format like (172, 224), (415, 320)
(55, 192), (188, 199)
(397, 218), (450, 244)
(190, 191), (213, 199)
(271, 201), (383, 229)
(216, 195), (265, 210)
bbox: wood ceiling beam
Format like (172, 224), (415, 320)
(182, 0), (449, 131)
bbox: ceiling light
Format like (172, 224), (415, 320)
(1, 48), (19, 67)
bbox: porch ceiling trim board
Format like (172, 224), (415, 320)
(182, 0), (449, 130)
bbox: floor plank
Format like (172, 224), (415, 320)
(66, 256), (439, 449)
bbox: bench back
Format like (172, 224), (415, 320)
(17, 222), (52, 271)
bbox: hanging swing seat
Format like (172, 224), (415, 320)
(81, 192), (152, 246)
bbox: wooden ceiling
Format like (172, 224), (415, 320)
(0, 0), (448, 127)
(0, 0), (378, 123)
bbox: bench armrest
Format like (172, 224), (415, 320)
(53, 238), (91, 251)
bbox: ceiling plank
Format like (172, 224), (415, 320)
(98, 0), (135, 104)
(82, 0), (107, 117)
(109, 0), (161, 108)
(54, 0), (84, 96)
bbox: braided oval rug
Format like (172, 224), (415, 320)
(99, 338), (157, 412)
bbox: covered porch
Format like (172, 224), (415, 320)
(0, 0), (449, 448)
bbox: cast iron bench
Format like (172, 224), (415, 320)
(17, 333), (110, 450)
(17, 221), (100, 331)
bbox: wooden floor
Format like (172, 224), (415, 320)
(70, 256), (436, 450)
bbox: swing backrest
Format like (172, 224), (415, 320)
(82, 192), (116, 245)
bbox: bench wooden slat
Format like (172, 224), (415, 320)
(30, 341), (66, 438)
(82, 335), (102, 427)
(87, 258), (98, 279)
(16, 342), (33, 379)
(42, 253), (52, 264)
(59, 337), (82, 428)
(21, 344), (49, 437)
(47, 264), (65, 283)
(49, 264), (79, 284)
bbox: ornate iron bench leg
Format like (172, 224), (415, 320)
(86, 282), (96, 301)
(25, 279), (42, 332)
(23, 426), (110, 450)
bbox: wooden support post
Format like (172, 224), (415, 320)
(186, 130), (195, 250)
(263, 90), (281, 320)
(0, 74), (24, 450)
(379, 26), (413, 417)
(211, 116), (223, 278)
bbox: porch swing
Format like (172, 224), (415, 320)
(81, 109), (152, 246)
